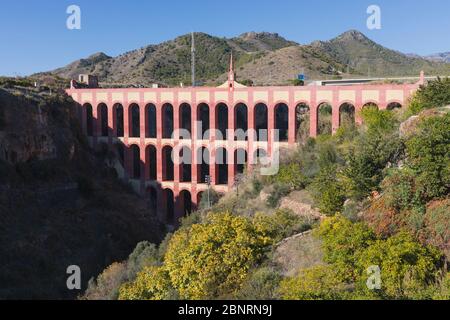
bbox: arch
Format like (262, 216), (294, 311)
(179, 190), (193, 217)
(97, 103), (108, 137)
(130, 144), (141, 179)
(197, 191), (205, 208)
(295, 103), (310, 142)
(129, 103), (140, 138)
(163, 188), (175, 224)
(179, 146), (192, 182)
(234, 148), (248, 175)
(197, 103), (210, 140)
(387, 102), (402, 111)
(275, 103), (289, 142)
(216, 103), (228, 141)
(362, 102), (379, 110)
(84, 103), (93, 136)
(162, 145), (174, 181)
(197, 146), (210, 184)
(254, 103), (268, 141)
(113, 103), (124, 137)
(179, 103), (192, 139)
(146, 145), (157, 181)
(147, 186), (157, 215)
(339, 103), (356, 128)
(216, 147), (229, 185)
(162, 103), (174, 139)
(145, 103), (157, 138)
(317, 102), (332, 135)
(234, 103), (248, 141)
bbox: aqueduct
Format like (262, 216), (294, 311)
(67, 65), (424, 225)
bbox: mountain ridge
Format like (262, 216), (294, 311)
(37, 30), (450, 86)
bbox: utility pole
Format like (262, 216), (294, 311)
(191, 32), (196, 87)
(205, 175), (211, 208)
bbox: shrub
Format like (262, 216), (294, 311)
(234, 267), (283, 300)
(311, 164), (346, 216)
(118, 266), (175, 300)
(316, 215), (375, 281)
(279, 265), (350, 300)
(266, 183), (291, 208)
(405, 114), (450, 200)
(342, 131), (404, 200)
(83, 241), (163, 300)
(432, 273), (450, 300)
(251, 177), (263, 195)
(422, 199), (450, 257)
(407, 77), (450, 115)
(316, 140), (339, 168)
(84, 263), (127, 300)
(198, 189), (221, 210)
(162, 212), (272, 299)
(361, 107), (397, 133)
(313, 216), (444, 299)
(381, 168), (425, 213)
(363, 196), (401, 237)
(125, 242), (162, 280)
(356, 232), (443, 299)
(266, 162), (307, 191)
(253, 209), (312, 243)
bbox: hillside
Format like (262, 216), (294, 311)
(83, 78), (450, 301)
(0, 86), (164, 299)
(309, 30), (450, 77)
(42, 32), (295, 87)
(39, 30), (450, 87)
(226, 45), (349, 86)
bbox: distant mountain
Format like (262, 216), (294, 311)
(38, 30), (450, 86)
(309, 30), (450, 77)
(425, 52), (450, 63)
(41, 32), (296, 87)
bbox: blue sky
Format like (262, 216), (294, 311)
(0, 0), (449, 76)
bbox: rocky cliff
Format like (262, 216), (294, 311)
(0, 88), (164, 299)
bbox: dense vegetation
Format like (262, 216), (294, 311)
(85, 79), (450, 300)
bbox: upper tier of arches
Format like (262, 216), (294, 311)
(81, 100), (404, 142)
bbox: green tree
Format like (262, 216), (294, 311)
(356, 232), (443, 299)
(311, 164), (346, 216)
(405, 114), (450, 200)
(342, 131), (404, 200)
(266, 162), (307, 191)
(408, 77), (450, 115)
(316, 215), (375, 281)
(118, 266), (175, 300)
(361, 107), (397, 133)
(163, 212), (272, 299)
